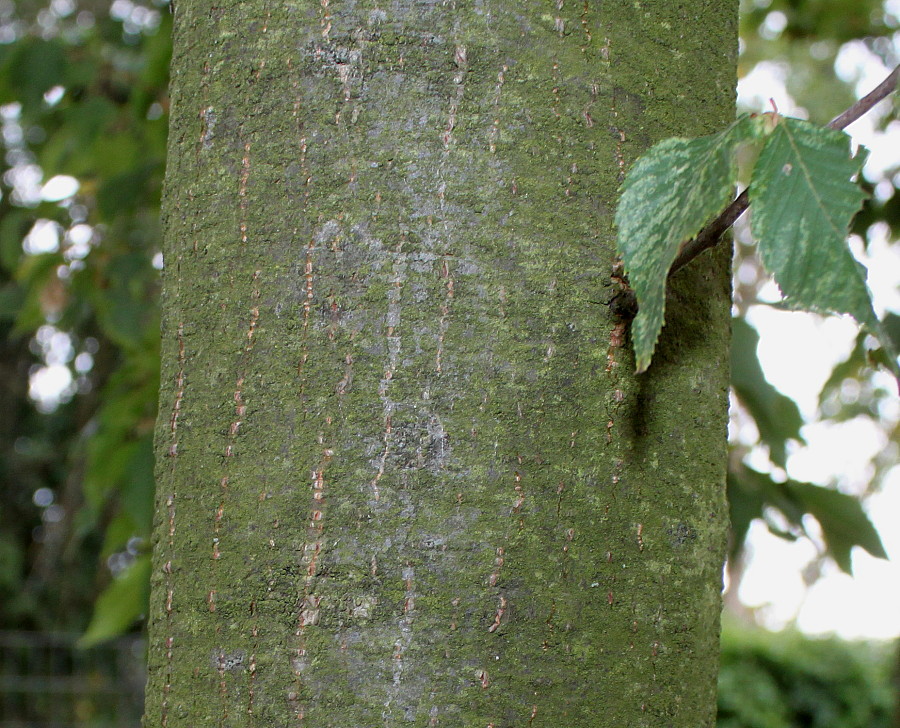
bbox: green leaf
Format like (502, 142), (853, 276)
(818, 332), (871, 419)
(728, 465), (806, 556)
(0, 281), (24, 322)
(726, 467), (768, 560)
(79, 554), (151, 647)
(131, 14), (173, 117)
(87, 252), (159, 350)
(12, 252), (65, 336)
(0, 38), (66, 112)
(816, 329), (896, 420)
(616, 114), (762, 372)
(84, 438), (140, 510)
(97, 162), (159, 221)
(120, 436), (156, 536)
(749, 119), (900, 380)
(750, 119), (870, 319)
(101, 512), (140, 559)
(881, 312), (900, 352)
(787, 481), (887, 573)
(0, 209), (28, 273)
(731, 317), (804, 467)
(727, 463), (886, 574)
(39, 97), (118, 177)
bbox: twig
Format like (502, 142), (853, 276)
(667, 63), (900, 276)
(827, 64), (900, 131)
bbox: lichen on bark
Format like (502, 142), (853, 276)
(146, 1), (737, 726)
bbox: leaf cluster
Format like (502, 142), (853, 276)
(616, 111), (897, 379)
(616, 64), (900, 576)
(721, 3), (900, 592)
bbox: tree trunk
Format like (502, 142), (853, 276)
(145, 1), (736, 725)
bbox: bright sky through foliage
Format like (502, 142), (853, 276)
(735, 55), (900, 640)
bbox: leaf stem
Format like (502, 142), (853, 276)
(668, 63), (899, 276)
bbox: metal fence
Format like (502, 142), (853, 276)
(0, 631), (144, 728)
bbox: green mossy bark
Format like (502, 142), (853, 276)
(146, 1), (736, 726)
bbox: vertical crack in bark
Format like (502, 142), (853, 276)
(384, 564), (417, 724)
(158, 318), (184, 725)
(487, 64), (507, 154)
(288, 55), (313, 396)
(319, 0), (331, 40)
(241, 123), (263, 718)
(580, 0), (593, 45)
(291, 445), (331, 726)
(167, 323), (186, 457)
(287, 51), (322, 721)
(434, 43), (468, 382)
(207, 123), (259, 719)
(370, 245), (406, 502)
(160, 494), (176, 728)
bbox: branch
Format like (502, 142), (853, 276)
(827, 63), (900, 132)
(667, 63), (900, 277)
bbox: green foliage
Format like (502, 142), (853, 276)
(730, 317), (804, 468)
(819, 313), (900, 420)
(78, 554), (151, 648)
(740, 0), (889, 47)
(727, 0), (900, 613)
(616, 112), (898, 379)
(0, 2), (168, 634)
(615, 115), (764, 371)
(717, 624), (896, 728)
(727, 463), (886, 573)
(751, 120), (873, 325)
(728, 317), (886, 576)
(0, 38), (67, 109)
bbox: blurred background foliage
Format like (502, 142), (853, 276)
(0, 0), (897, 717)
(729, 0), (899, 610)
(717, 622), (898, 728)
(0, 0), (167, 638)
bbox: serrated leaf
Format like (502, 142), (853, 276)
(731, 317), (804, 467)
(727, 464), (886, 574)
(616, 114), (762, 372)
(751, 119), (870, 320)
(749, 119), (900, 381)
(786, 481), (887, 573)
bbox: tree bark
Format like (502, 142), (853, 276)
(146, 1), (737, 725)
